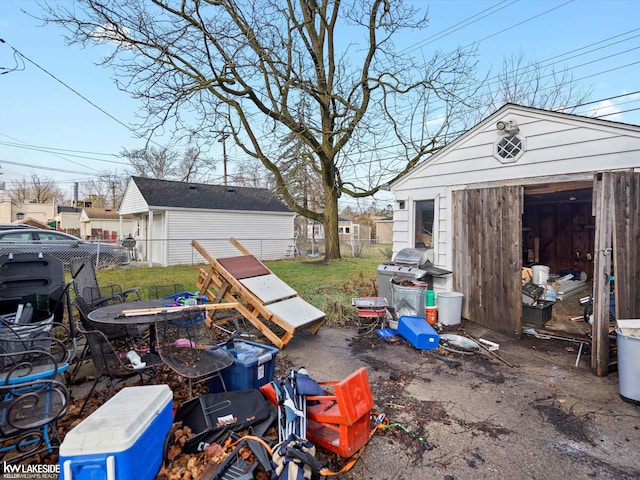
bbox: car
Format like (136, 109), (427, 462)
(0, 228), (130, 268)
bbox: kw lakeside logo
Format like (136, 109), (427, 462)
(1, 462), (59, 479)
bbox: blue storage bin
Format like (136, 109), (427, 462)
(398, 315), (439, 350)
(59, 385), (173, 480)
(162, 291), (207, 305)
(209, 339), (279, 392)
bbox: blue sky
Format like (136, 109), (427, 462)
(1, 0), (639, 204)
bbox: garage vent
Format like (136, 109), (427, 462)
(496, 135), (523, 162)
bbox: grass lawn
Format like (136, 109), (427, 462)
(95, 245), (390, 325)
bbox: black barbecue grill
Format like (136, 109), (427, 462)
(377, 248), (451, 305)
(0, 253), (65, 320)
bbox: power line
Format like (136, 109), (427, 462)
(0, 140), (130, 165)
(0, 159), (106, 176)
(399, 0), (516, 53)
(0, 38), (138, 136)
(0, 137), (120, 157)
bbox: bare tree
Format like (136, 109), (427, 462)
(122, 146), (179, 179)
(474, 51), (592, 122)
(121, 145), (213, 183)
(80, 172), (129, 209)
(43, 0), (480, 260)
(9, 173), (64, 204)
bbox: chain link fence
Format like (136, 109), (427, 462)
(0, 238), (130, 271)
(0, 235), (389, 271)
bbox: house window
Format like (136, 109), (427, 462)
(16, 212), (25, 220)
(496, 135), (523, 162)
(415, 200), (434, 248)
(338, 226), (350, 234)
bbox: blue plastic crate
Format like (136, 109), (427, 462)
(209, 339), (279, 392)
(398, 315), (439, 350)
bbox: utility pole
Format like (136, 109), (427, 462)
(219, 132), (229, 186)
(111, 182), (117, 209)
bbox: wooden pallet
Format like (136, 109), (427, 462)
(192, 239), (325, 349)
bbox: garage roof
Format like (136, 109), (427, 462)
(131, 176), (292, 213)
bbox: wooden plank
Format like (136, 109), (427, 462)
(217, 255), (270, 279)
(240, 274), (297, 303)
(265, 297), (325, 328)
(120, 303), (240, 316)
(592, 173), (613, 376)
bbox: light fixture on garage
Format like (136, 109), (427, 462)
(569, 196), (577, 201)
(496, 120), (519, 135)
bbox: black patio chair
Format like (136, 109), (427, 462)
(69, 297), (151, 386)
(69, 256), (141, 310)
(155, 308), (234, 399)
(74, 320), (162, 416)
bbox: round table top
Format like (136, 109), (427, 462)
(87, 299), (176, 326)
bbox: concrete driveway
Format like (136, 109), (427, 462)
(276, 323), (640, 480)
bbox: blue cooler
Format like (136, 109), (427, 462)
(60, 385), (173, 480)
(398, 315), (439, 350)
(209, 339), (279, 392)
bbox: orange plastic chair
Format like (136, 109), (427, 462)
(305, 367), (374, 457)
(260, 367), (374, 457)
(305, 367), (373, 426)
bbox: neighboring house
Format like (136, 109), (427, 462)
(391, 103), (640, 373)
(119, 176), (296, 266)
(302, 216), (369, 241)
(55, 205), (82, 235)
(374, 216), (393, 244)
(338, 218), (371, 244)
(79, 207), (132, 241)
(0, 198), (82, 233)
(0, 198), (55, 225)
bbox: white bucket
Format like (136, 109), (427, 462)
(436, 292), (464, 326)
(532, 265), (550, 286)
(616, 320), (640, 404)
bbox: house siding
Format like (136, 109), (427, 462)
(119, 182), (148, 215)
(162, 208), (295, 265)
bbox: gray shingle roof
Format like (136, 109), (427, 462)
(132, 176), (292, 213)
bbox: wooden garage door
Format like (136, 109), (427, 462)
(454, 186), (523, 337)
(592, 171), (640, 375)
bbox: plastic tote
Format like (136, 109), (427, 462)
(437, 292), (464, 326)
(616, 320), (640, 404)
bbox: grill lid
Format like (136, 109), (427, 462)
(393, 247), (434, 266)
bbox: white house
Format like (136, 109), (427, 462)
(79, 207), (132, 241)
(391, 104), (640, 374)
(119, 176), (296, 266)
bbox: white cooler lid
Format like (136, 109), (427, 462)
(60, 384), (172, 455)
